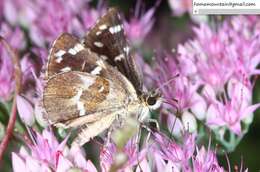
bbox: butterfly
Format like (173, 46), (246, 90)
(43, 8), (162, 146)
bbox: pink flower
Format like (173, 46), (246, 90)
(193, 146), (225, 172)
(12, 129), (98, 172)
(153, 153), (181, 172)
(154, 16), (260, 138)
(223, 16), (260, 80)
(80, 6), (106, 31)
(167, 0), (208, 22)
(8, 0), (103, 47)
(124, 1), (160, 45)
(29, 0), (74, 47)
(100, 139), (147, 172)
(168, 0), (192, 16)
(153, 55), (201, 135)
(16, 95), (35, 126)
(3, 0), (37, 26)
(153, 132), (195, 170)
(178, 24), (234, 91)
(179, 19), (260, 92)
(206, 79), (260, 135)
(155, 56), (196, 111)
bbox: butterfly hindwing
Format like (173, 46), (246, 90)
(84, 8), (143, 94)
(43, 71), (130, 125)
(72, 112), (118, 146)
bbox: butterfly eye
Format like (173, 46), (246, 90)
(147, 96), (157, 106)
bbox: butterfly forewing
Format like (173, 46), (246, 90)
(46, 33), (88, 78)
(84, 8), (143, 94)
(47, 33), (110, 78)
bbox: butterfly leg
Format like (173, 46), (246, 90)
(146, 118), (160, 131)
(139, 123), (153, 146)
(105, 125), (114, 146)
(134, 128), (144, 172)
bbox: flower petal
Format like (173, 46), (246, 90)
(16, 95), (35, 126)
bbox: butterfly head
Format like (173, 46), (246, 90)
(141, 90), (162, 110)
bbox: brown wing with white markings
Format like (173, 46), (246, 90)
(84, 8), (143, 95)
(43, 9), (142, 145)
(44, 32), (138, 125)
(46, 33), (106, 78)
(43, 71), (131, 125)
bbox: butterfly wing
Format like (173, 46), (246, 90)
(43, 70), (135, 146)
(43, 68), (136, 123)
(46, 33), (107, 78)
(44, 9), (143, 145)
(84, 8), (143, 95)
(46, 33), (86, 78)
(44, 31), (138, 121)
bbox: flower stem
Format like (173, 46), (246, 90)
(0, 36), (22, 162)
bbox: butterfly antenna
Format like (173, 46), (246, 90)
(161, 98), (178, 107)
(154, 73), (179, 93)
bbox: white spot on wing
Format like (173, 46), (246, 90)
(74, 43), (84, 52)
(100, 55), (108, 60)
(99, 24), (107, 30)
(91, 66), (102, 75)
(77, 101), (85, 116)
(68, 48), (77, 55)
(94, 42), (104, 48)
(54, 50), (66, 63)
(72, 89), (86, 116)
(68, 43), (84, 55)
(54, 50), (66, 57)
(109, 25), (122, 34)
(55, 57), (63, 63)
(96, 31), (102, 36)
(114, 54), (125, 61)
(60, 67), (71, 72)
(73, 89), (83, 101)
(123, 46), (130, 55)
(79, 75), (95, 88)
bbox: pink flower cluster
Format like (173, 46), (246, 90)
(13, 129), (234, 172)
(12, 129), (97, 172)
(154, 16), (260, 142)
